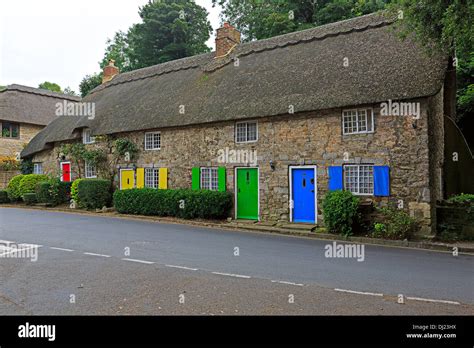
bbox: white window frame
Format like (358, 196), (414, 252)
(85, 160), (97, 178)
(33, 163), (43, 174)
(342, 108), (374, 135)
(83, 129), (95, 144)
(235, 121), (258, 143)
(145, 132), (161, 150)
(145, 168), (159, 189)
(200, 167), (219, 191)
(343, 164), (374, 196)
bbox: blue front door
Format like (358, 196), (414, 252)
(292, 168), (316, 223)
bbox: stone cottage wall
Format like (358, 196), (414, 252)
(0, 122), (43, 158)
(32, 99), (436, 232)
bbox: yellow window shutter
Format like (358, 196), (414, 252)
(159, 168), (168, 189)
(136, 168), (145, 188)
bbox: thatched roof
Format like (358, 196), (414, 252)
(0, 84), (80, 126)
(21, 12), (448, 158)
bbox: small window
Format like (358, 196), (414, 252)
(235, 121), (258, 143)
(200, 167), (219, 191)
(342, 109), (374, 135)
(145, 168), (159, 188)
(85, 160), (97, 178)
(83, 129), (95, 144)
(33, 163), (43, 174)
(145, 132), (161, 150)
(344, 165), (374, 195)
(2, 122), (20, 138)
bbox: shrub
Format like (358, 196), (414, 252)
(71, 178), (83, 204)
(0, 190), (9, 203)
(446, 193), (474, 205)
(77, 179), (111, 209)
(36, 179), (72, 206)
(6, 174), (25, 201)
(322, 190), (360, 236)
(371, 206), (418, 240)
(113, 188), (233, 219)
(23, 193), (37, 205)
(18, 174), (48, 197)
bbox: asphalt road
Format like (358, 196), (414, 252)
(0, 207), (473, 314)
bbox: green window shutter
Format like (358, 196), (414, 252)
(218, 167), (226, 192)
(192, 167), (200, 190)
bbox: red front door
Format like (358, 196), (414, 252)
(61, 163), (71, 182)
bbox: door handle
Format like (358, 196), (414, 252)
(127, 179), (130, 184)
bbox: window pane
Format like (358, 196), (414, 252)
(236, 123), (246, 142)
(358, 110), (367, 132)
(247, 122), (257, 141)
(2, 123), (11, 137)
(145, 168), (159, 188)
(11, 124), (19, 138)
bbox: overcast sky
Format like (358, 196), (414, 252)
(0, 0), (221, 93)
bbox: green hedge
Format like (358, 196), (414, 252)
(36, 179), (72, 206)
(18, 174), (49, 197)
(6, 174), (25, 201)
(322, 190), (360, 236)
(0, 190), (9, 203)
(71, 178), (83, 205)
(113, 188), (233, 219)
(23, 193), (37, 205)
(77, 179), (112, 209)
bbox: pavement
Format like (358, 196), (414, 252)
(0, 207), (473, 315)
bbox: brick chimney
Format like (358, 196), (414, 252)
(215, 22), (241, 58)
(102, 59), (119, 83)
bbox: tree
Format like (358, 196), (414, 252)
(79, 73), (102, 97)
(63, 87), (79, 97)
(100, 31), (132, 73)
(38, 81), (62, 93)
(80, 0), (212, 97)
(126, 0), (212, 68)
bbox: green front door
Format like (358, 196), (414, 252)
(236, 168), (259, 220)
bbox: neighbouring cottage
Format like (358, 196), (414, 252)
(0, 85), (80, 187)
(21, 13), (457, 235)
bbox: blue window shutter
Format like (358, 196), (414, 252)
(374, 166), (390, 196)
(328, 166), (343, 191)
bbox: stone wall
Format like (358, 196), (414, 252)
(0, 122), (44, 158)
(0, 170), (20, 189)
(32, 99), (437, 231)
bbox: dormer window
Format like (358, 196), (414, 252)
(83, 129), (95, 144)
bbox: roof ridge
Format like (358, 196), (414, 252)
(90, 12), (395, 93)
(3, 84), (81, 101)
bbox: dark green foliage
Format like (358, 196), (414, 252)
(446, 193), (474, 205)
(18, 174), (48, 197)
(322, 190), (360, 236)
(371, 206), (418, 240)
(36, 179), (71, 206)
(38, 81), (62, 93)
(6, 174), (25, 201)
(79, 73), (102, 97)
(0, 190), (9, 203)
(20, 159), (34, 174)
(115, 138), (138, 160)
(77, 179), (112, 209)
(113, 188), (233, 220)
(23, 193), (37, 205)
